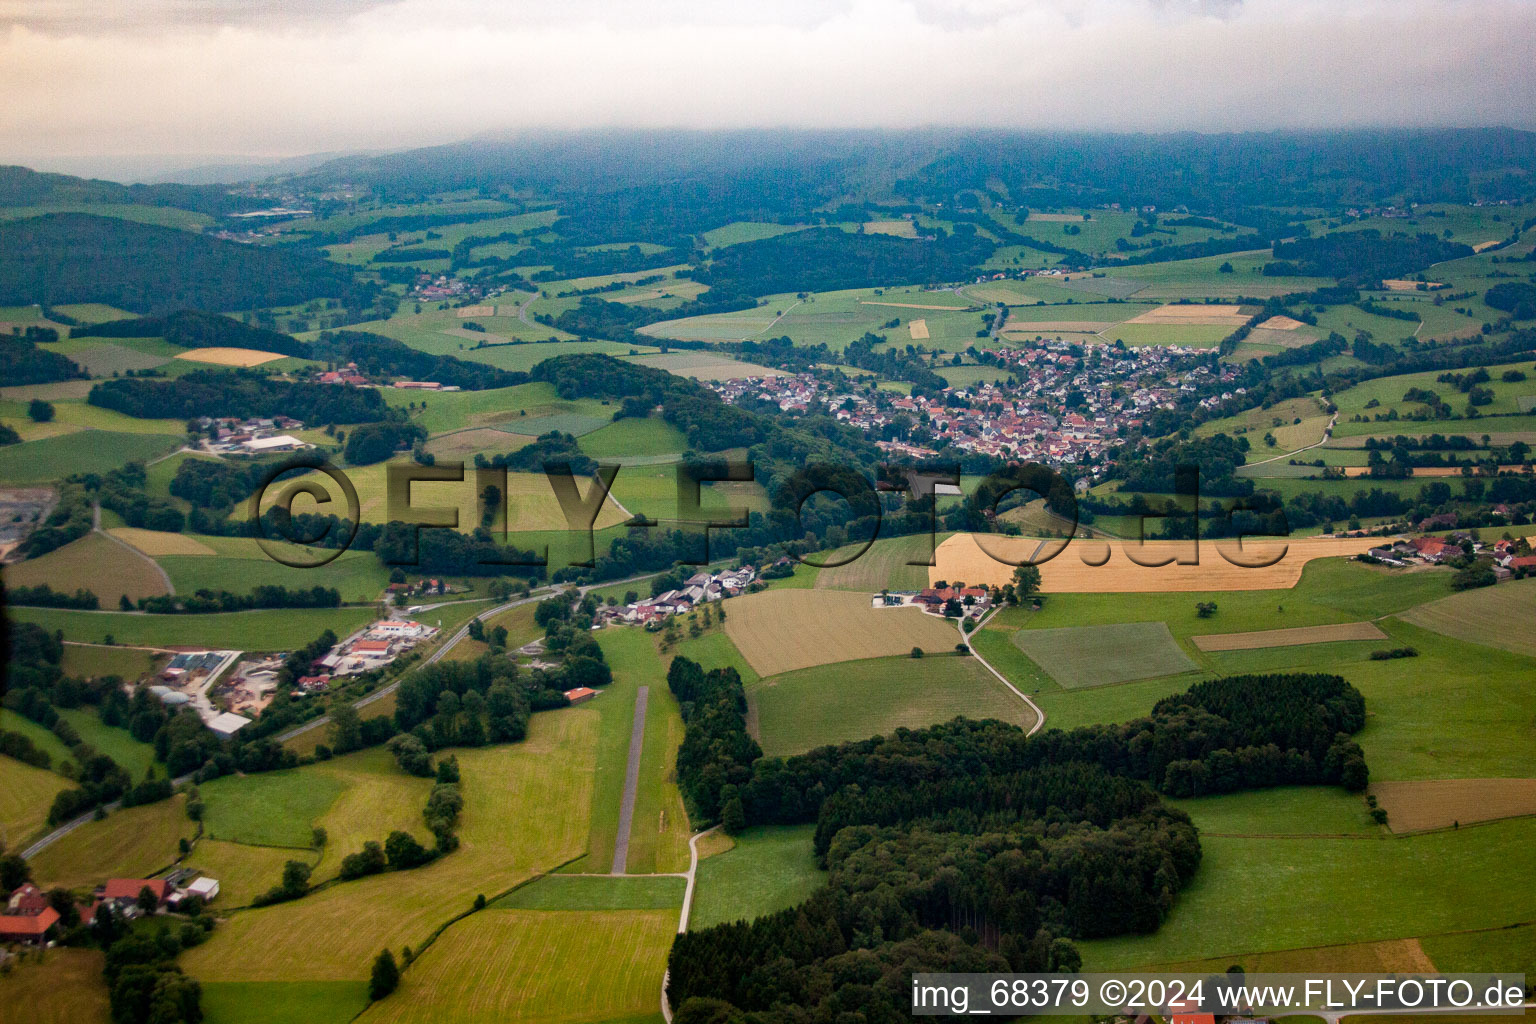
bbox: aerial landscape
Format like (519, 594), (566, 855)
(1, 2), (1534, 1024)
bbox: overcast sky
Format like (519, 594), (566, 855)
(4, 0), (1535, 177)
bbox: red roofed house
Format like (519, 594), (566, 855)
(564, 687), (597, 705)
(103, 878), (170, 908)
(1509, 555), (1536, 572)
(6, 883), (47, 916)
(1411, 536), (1456, 562)
(1168, 999), (1216, 1024)
(0, 906), (58, 945)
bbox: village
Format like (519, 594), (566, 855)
(0, 875), (223, 957)
(191, 415), (313, 456)
(706, 337), (1240, 475)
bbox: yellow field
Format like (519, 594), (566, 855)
(1156, 936), (1436, 973)
(1126, 304), (1249, 326)
(3, 532), (171, 604)
(1372, 779), (1536, 834)
(30, 794), (191, 890)
(722, 589), (961, 676)
(0, 948), (110, 1024)
(0, 756), (70, 847)
(862, 219), (917, 237)
(174, 347), (286, 366)
(1382, 279), (1443, 291)
(108, 526), (217, 555)
(424, 428), (538, 460)
(1256, 315), (1306, 330)
(455, 305), (495, 317)
(1191, 621), (1387, 651)
(181, 710), (597, 983)
(359, 909), (677, 1024)
(908, 318), (929, 340)
(311, 747), (436, 880)
(930, 533), (1383, 592)
(183, 839), (320, 908)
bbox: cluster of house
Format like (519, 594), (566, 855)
(316, 362), (370, 386)
(385, 577), (458, 600)
(195, 415), (312, 456)
(594, 566), (757, 628)
(411, 273), (480, 301)
(1368, 534), (1536, 579)
(313, 619), (438, 677)
(877, 584), (993, 620)
(706, 339), (1234, 474)
(152, 650), (251, 738)
(0, 875), (220, 948)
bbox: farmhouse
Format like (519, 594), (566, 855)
(101, 878), (170, 917)
(564, 687), (597, 705)
(239, 434), (308, 454)
(1411, 536), (1457, 562)
(0, 906), (58, 946)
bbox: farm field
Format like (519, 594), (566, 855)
(1079, 816), (1536, 970)
(811, 531), (947, 592)
(747, 653), (1037, 756)
(930, 533), (1382, 592)
(1194, 395), (1333, 458)
(199, 981), (369, 1024)
(577, 416), (688, 459)
(379, 381), (615, 435)
(1398, 576), (1536, 657)
(59, 642), (160, 680)
(58, 707), (157, 778)
(184, 839), (321, 908)
(1332, 359), (1536, 421)
(1010, 621), (1197, 689)
(181, 710), (599, 984)
(1371, 778), (1536, 833)
(29, 794), (191, 891)
(7, 605), (378, 649)
(625, 350), (787, 380)
(357, 908), (676, 1024)
(498, 874), (684, 911)
(690, 824), (825, 930)
(1190, 620), (1387, 651)
(722, 588), (963, 676)
(2, 530), (171, 605)
(0, 754), (70, 846)
(0, 947), (110, 1024)
(152, 537), (391, 604)
(0, 429), (180, 483)
(605, 461), (771, 522)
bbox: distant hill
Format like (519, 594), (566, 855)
(72, 310), (312, 358)
(0, 165), (258, 218)
(0, 213), (371, 314)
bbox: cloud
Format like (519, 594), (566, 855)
(0, 0), (1532, 166)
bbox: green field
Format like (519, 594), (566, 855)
(1398, 576), (1536, 657)
(747, 653), (1036, 757)
(3, 531), (171, 605)
(200, 766), (349, 847)
(200, 981), (368, 1024)
(0, 754), (71, 846)
(690, 825), (825, 929)
(1080, 816), (1536, 969)
(0, 429), (181, 483)
(183, 839), (322, 908)
(30, 794), (192, 890)
(497, 874), (684, 911)
(1010, 621), (1198, 689)
(58, 707), (157, 779)
(156, 541), (390, 604)
(8, 605), (378, 650)
(577, 416), (688, 458)
(812, 531), (947, 592)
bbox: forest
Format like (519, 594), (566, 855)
(0, 213), (370, 313)
(71, 310), (312, 358)
(0, 334), (88, 385)
(88, 369), (392, 424)
(667, 671), (1368, 1022)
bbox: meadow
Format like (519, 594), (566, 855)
(0, 948), (110, 1024)
(183, 839), (322, 908)
(1398, 577), (1536, 657)
(497, 874), (684, 911)
(8, 605), (378, 649)
(747, 653), (1037, 756)
(29, 794), (192, 890)
(690, 824), (825, 930)
(0, 755), (70, 847)
(811, 531), (946, 592)
(722, 588), (963, 676)
(0, 429), (181, 484)
(1009, 621), (1197, 689)
(3, 531), (171, 605)
(357, 908), (676, 1024)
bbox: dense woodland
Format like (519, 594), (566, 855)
(667, 671), (1369, 1022)
(0, 213), (370, 313)
(89, 369), (392, 424)
(0, 334), (87, 385)
(72, 310), (312, 357)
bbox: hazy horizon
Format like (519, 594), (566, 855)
(4, 0), (1535, 179)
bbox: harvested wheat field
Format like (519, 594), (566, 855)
(858, 300), (971, 311)
(1371, 779), (1536, 833)
(908, 318), (929, 340)
(1382, 279), (1443, 291)
(1126, 304), (1250, 326)
(1245, 327), (1319, 349)
(1473, 240), (1502, 252)
(1256, 315), (1306, 330)
(1192, 621), (1387, 651)
(929, 533), (1383, 592)
(174, 347), (286, 366)
(723, 588), (961, 676)
(455, 305), (495, 317)
(109, 527), (217, 556)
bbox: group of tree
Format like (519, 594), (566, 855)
(71, 310), (311, 357)
(0, 333), (87, 385)
(90, 368), (391, 424)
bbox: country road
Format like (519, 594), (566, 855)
(95, 500), (176, 596)
(1244, 411), (1339, 467)
(959, 606), (1045, 736)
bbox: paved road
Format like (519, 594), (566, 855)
(610, 685), (650, 875)
(661, 824), (722, 1023)
(1245, 411), (1339, 467)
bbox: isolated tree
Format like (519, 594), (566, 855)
(910, 647), (924, 659)
(1012, 564), (1042, 600)
(369, 950), (400, 1001)
(27, 399), (53, 422)
(137, 885), (160, 914)
(329, 703), (363, 754)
